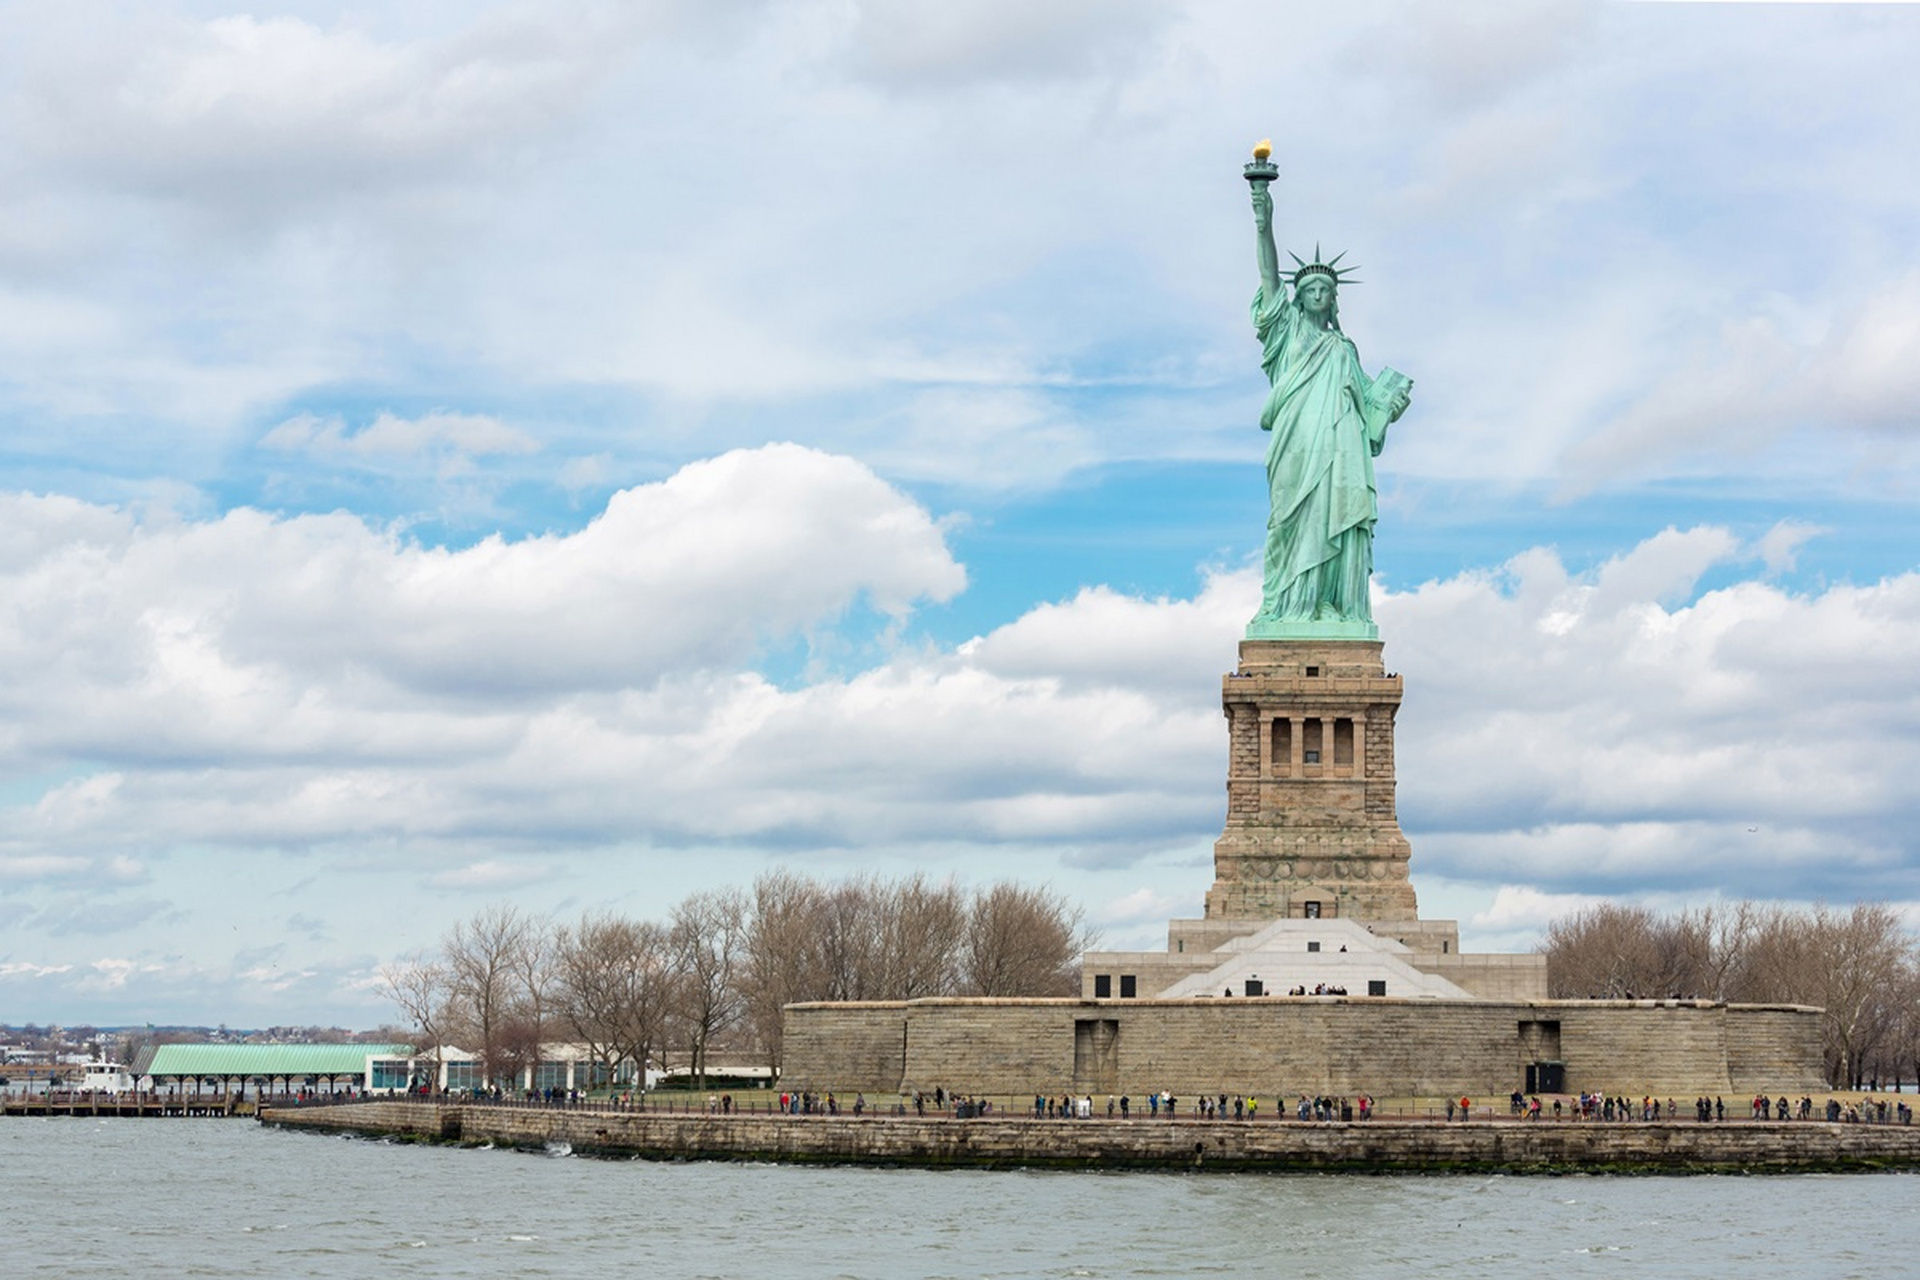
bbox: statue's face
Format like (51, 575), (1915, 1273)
(1298, 277), (1335, 317)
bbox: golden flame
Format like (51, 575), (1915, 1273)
(1252, 139), (1273, 162)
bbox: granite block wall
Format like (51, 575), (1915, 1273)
(781, 997), (1828, 1099)
(261, 1101), (1920, 1173)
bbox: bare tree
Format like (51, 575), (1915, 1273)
(962, 881), (1090, 997)
(818, 875), (891, 1001)
(553, 912), (673, 1089)
(1542, 903), (1681, 999)
(380, 873), (1114, 1089)
(1766, 903), (1913, 1087)
(507, 914), (555, 1086)
(611, 919), (675, 1089)
(669, 888), (748, 1092)
(741, 869), (972, 1067)
(491, 1013), (546, 1092)
(741, 870), (828, 1070)
(552, 913), (628, 1077)
(880, 873), (966, 999)
(1675, 900), (1760, 1002)
(1874, 962), (1920, 1091)
(1735, 906), (1804, 1004)
(442, 904), (540, 1090)
(378, 952), (456, 1090)
(1544, 897), (1919, 1087)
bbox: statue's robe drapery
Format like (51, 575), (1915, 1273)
(1250, 284), (1386, 624)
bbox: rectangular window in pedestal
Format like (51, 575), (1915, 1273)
(1270, 719), (1291, 774)
(1119, 974), (1137, 998)
(1094, 974), (1112, 998)
(1303, 901), (1322, 919)
(1334, 718), (1354, 766)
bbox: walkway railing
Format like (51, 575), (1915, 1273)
(269, 1090), (1914, 1126)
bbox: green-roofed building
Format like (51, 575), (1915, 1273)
(125, 1042), (632, 1100)
(129, 1043), (413, 1098)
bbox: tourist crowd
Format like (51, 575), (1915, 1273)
(320, 1081), (1915, 1125)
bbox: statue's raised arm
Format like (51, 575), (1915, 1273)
(1240, 140), (1412, 642)
(1248, 141), (1284, 302)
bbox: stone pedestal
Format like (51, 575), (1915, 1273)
(1205, 639), (1418, 921)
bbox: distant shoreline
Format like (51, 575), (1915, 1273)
(259, 1099), (1920, 1174)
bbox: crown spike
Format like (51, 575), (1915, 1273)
(1286, 244), (1362, 288)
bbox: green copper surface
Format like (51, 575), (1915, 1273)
(1244, 616), (1379, 641)
(1243, 156), (1410, 641)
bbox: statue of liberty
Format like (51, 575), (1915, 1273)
(1243, 142), (1411, 640)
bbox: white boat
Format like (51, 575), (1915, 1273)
(77, 1059), (137, 1094)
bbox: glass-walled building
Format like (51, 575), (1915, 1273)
(366, 1045), (640, 1095)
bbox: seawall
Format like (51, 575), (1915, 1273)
(259, 1101), (1920, 1173)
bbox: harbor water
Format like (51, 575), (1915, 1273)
(4, 1115), (1913, 1278)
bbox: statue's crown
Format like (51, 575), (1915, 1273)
(1290, 245), (1360, 287)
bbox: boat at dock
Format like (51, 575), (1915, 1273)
(78, 1058), (136, 1094)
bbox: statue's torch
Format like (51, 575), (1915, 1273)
(1244, 139), (1277, 187)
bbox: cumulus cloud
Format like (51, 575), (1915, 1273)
(2, 493), (1916, 1019)
(961, 575), (1241, 700)
(0, 444), (961, 731)
(0, 446), (1221, 879)
(1, 1), (1918, 1023)
(1470, 885), (1606, 934)
(1384, 525), (1920, 901)
(0, 0), (1913, 503)
(10, 493), (1916, 891)
(1097, 887), (1193, 931)
(0, 4), (685, 436)
(1754, 520), (1825, 575)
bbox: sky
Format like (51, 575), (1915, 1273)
(3, 0), (1919, 1028)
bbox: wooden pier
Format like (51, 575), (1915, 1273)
(2, 1093), (251, 1118)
